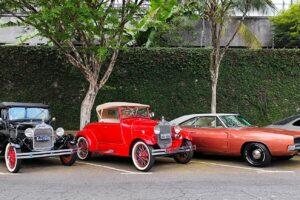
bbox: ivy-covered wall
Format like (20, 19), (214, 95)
(0, 46), (299, 129)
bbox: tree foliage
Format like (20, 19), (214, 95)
(180, 0), (274, 114)
(271, 3), (300, 48)
(0, 0), (151, 128)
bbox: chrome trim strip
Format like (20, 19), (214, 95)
(151, 146), (193, 156)
(16, 149), (75, 159)
(288, 144), (300, 151)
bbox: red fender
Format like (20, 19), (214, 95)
(76, 129), (98, 152)
(180, 130), (192, 141)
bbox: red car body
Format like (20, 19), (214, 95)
(171, 114), (300, 167)
(76, 102), (194, 171)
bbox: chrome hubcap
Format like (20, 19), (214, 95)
(252, 149), (262, 160)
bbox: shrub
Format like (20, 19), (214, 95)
(0, 46), (299, 129)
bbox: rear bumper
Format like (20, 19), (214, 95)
(16, 149), (76, 159)
(288, 144), (300, 151)
(152, 145), (195, 156)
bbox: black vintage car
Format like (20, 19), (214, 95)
(0, 102), (77, 173)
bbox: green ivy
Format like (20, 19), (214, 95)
(0, 46), (299, 129)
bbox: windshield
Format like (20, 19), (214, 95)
(219, 115), (251, 128)
(8, 107), (50, 121)
(121, 107), (149, 118)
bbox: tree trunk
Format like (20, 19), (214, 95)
(211, 77), (218, 114)
(210, 49), (221, 114)
(80, 83), (98, 130)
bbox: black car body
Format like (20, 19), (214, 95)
(0, 102), (77, 173)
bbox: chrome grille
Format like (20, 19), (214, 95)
(33, 124), (54, 151)
(156, 119), (172, 149)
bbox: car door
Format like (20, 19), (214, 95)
(99, 108), (124, 146)
(181, 116), (229, 153)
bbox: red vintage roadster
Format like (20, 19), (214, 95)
(171, 113), (300, 167)
(76, 102), (193, 171)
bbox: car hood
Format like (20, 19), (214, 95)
(240, 127), (300, 138)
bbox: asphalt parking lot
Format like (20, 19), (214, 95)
(1, 154), (300, 200)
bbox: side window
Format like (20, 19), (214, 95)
(100, 109), (119, 123)
(293, 120), (300, 127)
(194, 117), (220, 128)
(180, 117), (197, 127)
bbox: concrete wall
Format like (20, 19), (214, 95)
(0, 16), (47, 45)
(0, 16), (274, 47)
(174, 17), (273, 47)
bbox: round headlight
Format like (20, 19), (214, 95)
(56, 127), (65, 137)
(154, 126), (160, 135)
(24, 128), (34, 138)
(174, 126), (182, 134)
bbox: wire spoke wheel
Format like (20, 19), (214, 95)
(60, 142), (77, 166)
(132, 141), (154, 172)
(77, 137), (90, 160)
(174, 140), (193, 164)
(5, 143), (21, 173)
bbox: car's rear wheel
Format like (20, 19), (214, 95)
(5, 143), (21, 173)
(77, 137), (91, 160)
(132, 141), (155, 172)
(244, 143), (271, 167)
(174, 140), (193, 164)
(60, 143), (77, 166)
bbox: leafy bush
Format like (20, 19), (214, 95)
(0, 46), (299, 129)
(270, 3), (300, 48)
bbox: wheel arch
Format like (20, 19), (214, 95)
(129, 138), (153, 156)
(76, 129), (98, 152)
(240, 141), (271, 156)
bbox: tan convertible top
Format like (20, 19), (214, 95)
(96, 102), (150, 112)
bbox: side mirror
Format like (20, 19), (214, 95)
(149, 112), (155, 118)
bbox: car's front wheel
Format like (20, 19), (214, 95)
(60, 143), (77, 166)
(244, 142), (271, 167)
(132, 141), (155, 172)
(174, 140), (194, 164)
(5, 143), (21, 173)
(77, 137), (91, 160)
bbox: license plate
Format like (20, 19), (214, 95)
(35, 135), (51, 142)
(160, 134), (171, 139)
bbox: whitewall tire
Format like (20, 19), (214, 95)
(131, 141), (155, 172)
(5, 143), (21, 173)
(77, 137), (90, 160)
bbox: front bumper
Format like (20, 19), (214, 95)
(288, 144), (300, 151)
(152, 145), (195, 156)
(16, 149), (76, 159)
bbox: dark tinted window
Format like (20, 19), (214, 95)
(293, 120), (300, 127)
(273, 115), (300, 125)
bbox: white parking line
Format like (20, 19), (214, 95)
(77, 161), (152, 175)
(196, 161), (295, 174)
(0, 172), (16, 176)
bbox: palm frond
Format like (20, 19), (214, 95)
(238, 22), (261, 49)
